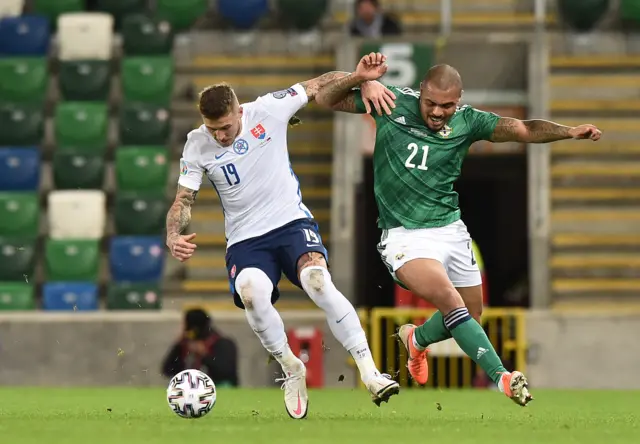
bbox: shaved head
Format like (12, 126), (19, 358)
(422, 64), (463, 92)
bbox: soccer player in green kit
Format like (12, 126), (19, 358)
(316, 52), (602, 406)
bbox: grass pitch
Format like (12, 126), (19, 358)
(0, 387), (638, 444)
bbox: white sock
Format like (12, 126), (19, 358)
(300, 266), (379, 383)
(236, 268), (301, 372)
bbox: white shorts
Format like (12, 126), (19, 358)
(377, 220), (482, 288)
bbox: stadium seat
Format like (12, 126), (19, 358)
(0, 192), (39, 237)
(121, 56), (174, 105)
(0, 57), (48, 103)
(119, 103), (171, 145)
(218, 0), (269, 30)
(0, 15), (50, 56)
(54, 102), (108, 151)
(109, 236), (165, 282)
(32, 0), (83, 28)
(0, 103), (44, 146)
(106, 282), (162, 309)
(155, 0), (208, 31)
(45, 238), (100, 282)
(0, 147), (40, 191)
(0, 237), (36, 281)
(47, 190), (106, 240)
(0, 282), (35, 311)
(95, 0), (146, 29)
(122, 14), (174, 55)
(558, 0), (610, 32)
(115, 192), (167, 235)
(275, 0), (328, 30)
(58, 60), (111, 101)
(57, 12), (114, 61)
(42, 282), (99, 311)
(621, 0), (640, 28)
(53, 152), (105, 189)
(0, 0), (25, 19)
(115, 146), (169, 191)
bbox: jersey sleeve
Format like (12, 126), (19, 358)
(177, 136), (205, 191)
(464, 106), (501, 141)
(352, 88), (369, 114)
(256, 83), (309, 122)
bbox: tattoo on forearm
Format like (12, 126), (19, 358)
(491, 117), (572, 143)
(315, 74), (364, 113)
(299, 71), (349, 101)
(166, 185), (197, 241)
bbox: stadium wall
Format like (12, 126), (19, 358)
(0, 311), (356, 388)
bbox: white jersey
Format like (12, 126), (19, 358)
(178, 83), (314, 248)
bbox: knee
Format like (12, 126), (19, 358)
(431, 286), (465, 312)
(300, 266), (330, 296)
(235, 268), (273, 310)
(468, 305), (483, 323)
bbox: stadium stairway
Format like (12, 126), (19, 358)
(169, 43), (336, 304)
(547, 52), (640, 309)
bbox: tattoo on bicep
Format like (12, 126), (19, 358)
(490, 118), (520, 142)
(166, 185), (197, 237)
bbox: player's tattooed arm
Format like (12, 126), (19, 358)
(166, 185), (197, 244)
(315, 73), (365, 113)
(490, 117), (573, 143)
(299, 71), (350, 102)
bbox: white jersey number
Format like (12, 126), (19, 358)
(405, 143), (429, 171)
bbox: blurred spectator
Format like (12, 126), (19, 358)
(349, 0), (401, 38)
(162, 308), (239, 387)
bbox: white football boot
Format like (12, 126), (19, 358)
(276, 362), (309, 419)
(366, 373), (400, 406)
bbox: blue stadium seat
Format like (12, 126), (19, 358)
(0, 16), (51, 56)
(42, 282), (99, 311)
(0, 147), (40, 191)
(217, 0), (269, 30)
(110, 236), (165, 282)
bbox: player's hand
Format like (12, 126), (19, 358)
(187, 340), (208, 355)
(569, 124), (601, 141)
(354, 52), (388, 82)
(360, 80), (397, 116)
(167, 233), (197, 262)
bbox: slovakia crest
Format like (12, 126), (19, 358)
(251, 124), (266, 140)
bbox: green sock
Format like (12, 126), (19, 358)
(446, 308), (507, 385)
(413, 311), (452, 348)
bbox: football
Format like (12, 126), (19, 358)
(166, 369), (217, 418)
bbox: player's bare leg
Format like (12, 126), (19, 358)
(396, 259), (532, 406)
(235, 268), (308, 419)
(298, 252), (399, 406)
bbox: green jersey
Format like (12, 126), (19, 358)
(354, 86), (500, 230)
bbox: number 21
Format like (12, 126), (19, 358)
(405, 143), (429, 170)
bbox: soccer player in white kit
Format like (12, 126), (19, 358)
(165, 73), (399, 419)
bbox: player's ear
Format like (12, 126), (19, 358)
(238, 106), (243, 116)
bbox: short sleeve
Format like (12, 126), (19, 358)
(464, 106), (501, 141)
(256, 83), (308, 122)
(177, 136), (204, 191)
(352, 88), (369, 114)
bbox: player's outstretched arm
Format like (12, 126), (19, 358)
(166, 185), (198, 262)
(298, 71), (350, 102)
(489, 117), (602, 143)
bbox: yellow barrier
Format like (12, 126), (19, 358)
(369, 308), (527, 388)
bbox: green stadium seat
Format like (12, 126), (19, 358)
(276, 0), (328, 30)
(53, 152), (105, 189)
(0, 282), (35, 310)
(558, 0), (610, 32)
(45, 238), (100, 282)
(155, 0), (208, 31)
(115, 192), (167, 235)
(95, 0), (146, 29)
(119, 103), (171, 145)
(55, 102), (108, 152)
(115, 146), (169, 191)
(0, 57), (48, 103)
(0, 237), (37, 281)
(0, 103), (44, 146)
(32, 0), (84, 29)
(621, 0), (640, 28)
(58, 60), (111, 101)
(107, 282), (162, 309)
(0, 192), (39, 237)
(122, 14), (174, 55)
(121, 56), (174, 105)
